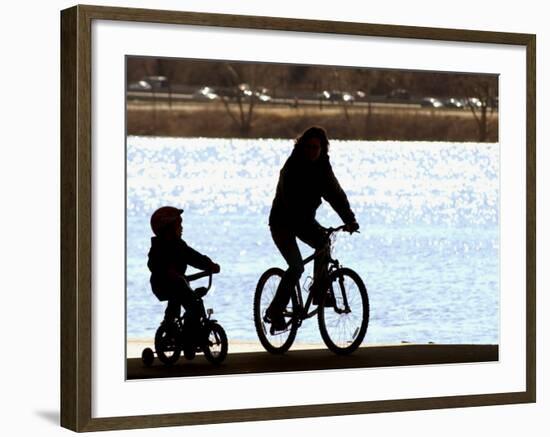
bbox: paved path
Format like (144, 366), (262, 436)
(127, 344), (498, 380)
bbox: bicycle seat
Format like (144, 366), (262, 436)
(194, 287), (208, 298)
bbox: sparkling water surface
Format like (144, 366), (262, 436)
(126, 137), (499, 345)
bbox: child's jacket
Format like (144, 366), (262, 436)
(147, 236), (214, 301)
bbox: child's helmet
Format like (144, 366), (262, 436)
(150, 206), (183, 236)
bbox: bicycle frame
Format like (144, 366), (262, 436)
(166, 271), (216, 327)
(291, 227), (345, 322)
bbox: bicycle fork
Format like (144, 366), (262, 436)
(333, 273), (351, 315)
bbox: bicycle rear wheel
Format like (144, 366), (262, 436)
(154, 322), (181, 365)
(318, 267), (369, 355)
(253, 267), (298, 354)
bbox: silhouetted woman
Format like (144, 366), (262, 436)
(266, 126), (359, 331)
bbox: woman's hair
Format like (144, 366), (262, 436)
(294, 126), (330, 156)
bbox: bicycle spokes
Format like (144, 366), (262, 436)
(254, 268), (299, 354)
(208, 331), (222, 355)
(318, 268), (369, 354)
(260, 277), (293, 340)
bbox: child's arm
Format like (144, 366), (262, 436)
(182, 242), (220, 273)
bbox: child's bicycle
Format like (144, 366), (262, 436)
(142, 271), (228, 367)
(253, 225), (369, 355)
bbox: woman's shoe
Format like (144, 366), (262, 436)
(264, 308), (287, 332)
(311, 284), (334, 306)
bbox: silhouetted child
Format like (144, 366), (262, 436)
(147, 206), (220, 332)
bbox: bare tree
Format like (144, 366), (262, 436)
(458, 75), (498, 142)
(218, 63), (271, 138)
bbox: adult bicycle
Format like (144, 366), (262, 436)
(253, 225), (369, 355)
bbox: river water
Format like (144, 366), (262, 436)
(126, 136), (499, 345)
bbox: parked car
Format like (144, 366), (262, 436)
(467, 97), (483, 108)
(194, 86), (219, 100)
(128, 80), (153, 91)
(420, 97), (444, 108)
(144, 76), (169, 90)
(387, 88), (410, 100)
(444, 97), (465, 109)
(254, 87), (271, 102)
(341, 91), (355, 103)
(318, 90), (354, 103)
(318, 90), (331, 101)
(232, 83), (271, 102)
(238, 83), (253, 97)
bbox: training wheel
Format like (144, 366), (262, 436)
(142, 347), (154, 367)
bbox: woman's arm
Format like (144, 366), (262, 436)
(322, 160), (357, 225)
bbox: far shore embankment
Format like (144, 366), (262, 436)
(127, 100), (498, 142)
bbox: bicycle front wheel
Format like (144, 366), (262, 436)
(203, 323), (228, 365)
(318, 267), (369, 355)
(253, 267), (298, 354)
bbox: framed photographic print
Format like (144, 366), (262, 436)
(60, 4), (536, 432)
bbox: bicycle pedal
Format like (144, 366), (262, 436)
(270, 325), (287, 335)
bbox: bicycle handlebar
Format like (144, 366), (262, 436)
(325, 224), (346, 234)
(185, 270), (218, 296)
(185, 270), (214, 282)
(325, 224), (360, 235)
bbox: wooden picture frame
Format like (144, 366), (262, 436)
(61, 4), (536, 432)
